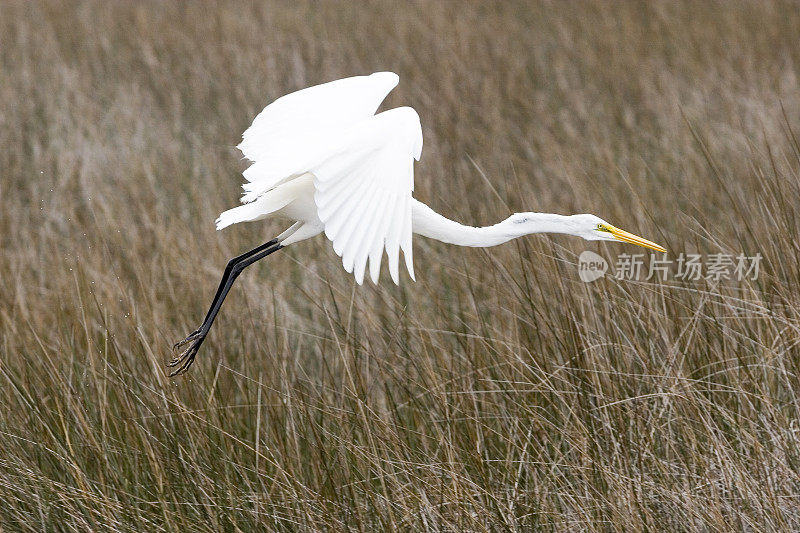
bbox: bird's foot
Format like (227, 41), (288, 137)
(168, 328), (206, 376)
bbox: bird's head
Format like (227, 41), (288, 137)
(505, 213), (666, 252)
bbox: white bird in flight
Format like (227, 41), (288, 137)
(170, 72), (666, 374)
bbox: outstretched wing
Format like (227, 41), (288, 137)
(312, 107), (423, 285)
(238, 72), (399, 203)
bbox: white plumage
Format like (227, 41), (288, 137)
(171, 71), (667, 374)
(217, 72), (420, 285)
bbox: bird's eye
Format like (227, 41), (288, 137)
(597, 224), (610, 232)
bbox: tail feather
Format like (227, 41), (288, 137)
(215, 203), (264, 230)
(215, 191), (293, 230)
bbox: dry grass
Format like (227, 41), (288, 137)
(3, 0), (800, 530)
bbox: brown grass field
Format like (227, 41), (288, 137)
(3, 0), (800, 530)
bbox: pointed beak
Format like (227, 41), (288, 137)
(606, 225), (667, 253)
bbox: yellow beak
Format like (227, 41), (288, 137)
(606, 225), (667, 253)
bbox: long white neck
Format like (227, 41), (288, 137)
(411, 199), (576, 247)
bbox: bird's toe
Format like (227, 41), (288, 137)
(172, 328), (202, 352)
(168, 330), (206, 375)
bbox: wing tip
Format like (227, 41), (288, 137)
(404, 252), (416, 282)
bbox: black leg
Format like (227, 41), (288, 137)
(172, 239), (278, 353)
(169, 240), (277, 358)
(199, 239), (278, 325)
(169, 240), (283, 375)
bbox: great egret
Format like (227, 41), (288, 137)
(169, 72), (666, 375)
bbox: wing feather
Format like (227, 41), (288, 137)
(327, 173), (379, 246)
(238, 72), (398, 202)
(367, 192), (396, 283)
(401, 195), (415, 281)
(311, 107), (422, 284)
(349, 192), (391, 283)
(231, 71), (422, 285)
(337, 182), (381, 264)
